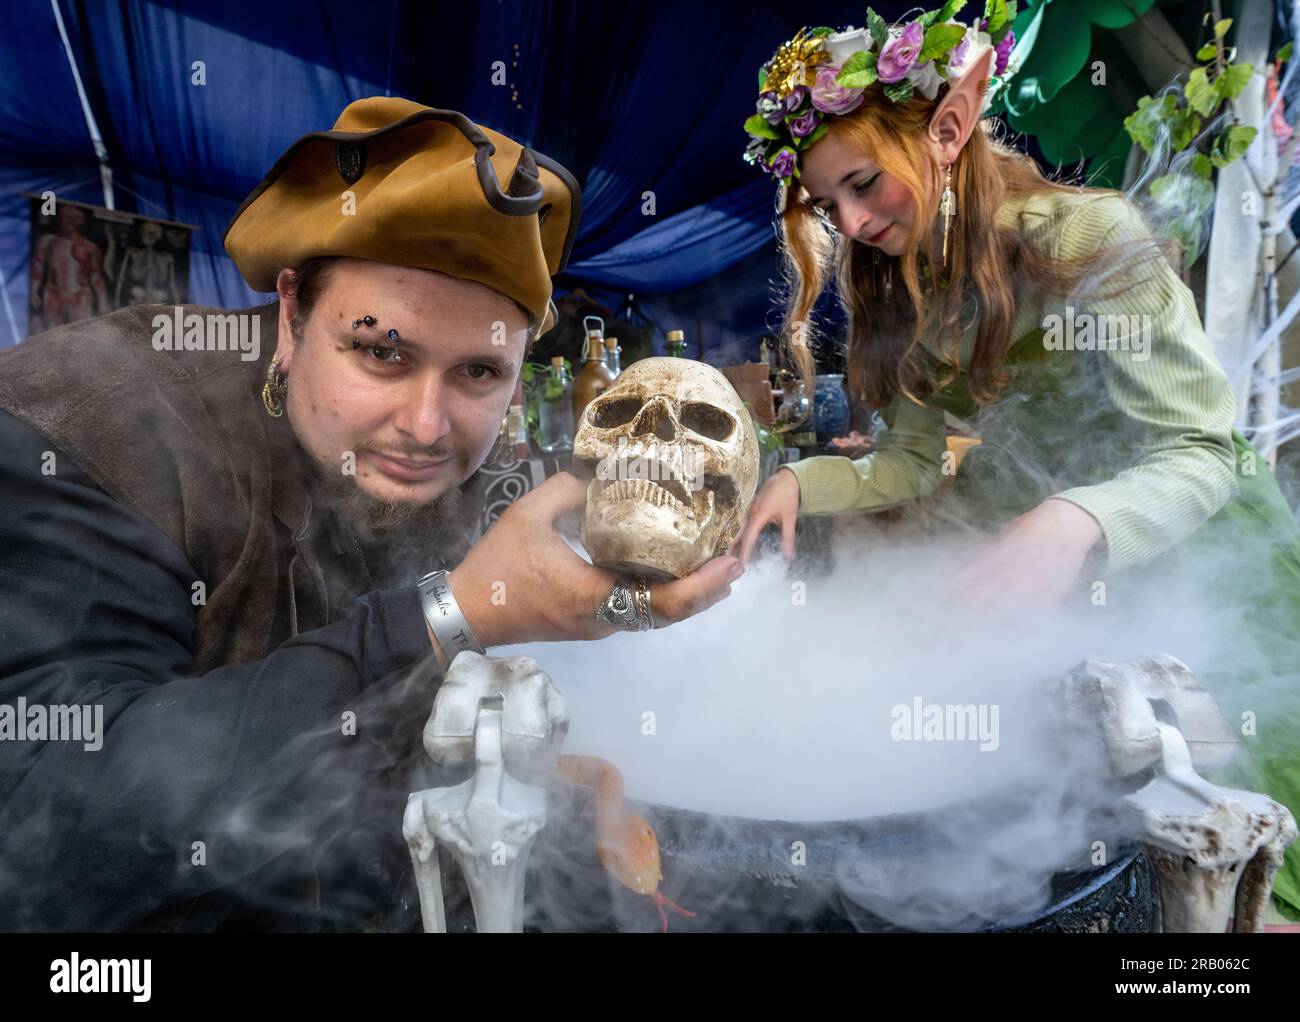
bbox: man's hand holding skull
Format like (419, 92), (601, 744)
(441, 473), (743, 659)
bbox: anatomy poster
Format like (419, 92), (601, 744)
(27, 198), (191, 336)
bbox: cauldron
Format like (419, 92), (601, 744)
(434, 782), (1157, 933)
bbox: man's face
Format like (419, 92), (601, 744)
(276, 258), (529, 536)
(800, 129), (924, 258)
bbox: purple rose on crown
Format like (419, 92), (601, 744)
(770, 148), (797, 179)
(787, 109), (819, 137)
(783, 85), (809, 112)
(876, 21), (923, 83)
(811, 64), (865, 115)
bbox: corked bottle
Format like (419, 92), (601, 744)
(573, 315), (615, 423)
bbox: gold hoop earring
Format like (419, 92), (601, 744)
(939, 163), (956, 269)
(262, 353), (287, 417)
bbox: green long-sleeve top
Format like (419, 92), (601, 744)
(786, 189), (1240, 573)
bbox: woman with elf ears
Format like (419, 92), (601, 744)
(732, 9), (1300, 924)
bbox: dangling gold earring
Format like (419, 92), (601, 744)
(262, 353), (287, 417)
(939, 163), (956, 269)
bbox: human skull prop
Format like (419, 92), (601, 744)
(573, 357), (758, 579)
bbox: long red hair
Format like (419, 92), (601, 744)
(775, 88), (1163, 417)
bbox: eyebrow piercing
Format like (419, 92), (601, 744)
(349, 316), (400, 345)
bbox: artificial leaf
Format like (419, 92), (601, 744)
(866, 7), (888, 48)
(838, 50), (873, 76)
(883, 78), (915, 103)
(985, 0), (1008, 36)
(837, 51), (878, 88)
(1190, 153), (1213, 178)
(921, 23), (966, 61)
(744, 114), (781, 139)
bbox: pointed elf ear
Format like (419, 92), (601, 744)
(927, 45), (996, 164)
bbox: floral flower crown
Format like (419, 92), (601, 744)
(743, 1), (1021, 187)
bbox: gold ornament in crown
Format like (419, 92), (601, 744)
(764, 28), (828, 99)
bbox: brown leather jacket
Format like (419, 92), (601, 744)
(0, 301), (484, 673)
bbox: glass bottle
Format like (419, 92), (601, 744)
(505, 376), (529, 460)
(666, 328), (687, 358)
(573, 317), (615, 423)
(604, 336), (622, 377)
(538, 356), (575, 454)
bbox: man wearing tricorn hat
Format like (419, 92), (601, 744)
(0, 97), (743, 931)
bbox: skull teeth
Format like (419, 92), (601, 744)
(598, 478), (690, 516)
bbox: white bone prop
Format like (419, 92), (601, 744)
(403, 652), (569, 933)
(573, 357), (759, 579)
(1058, 654), (1297, 933)
(1059, 655), (1239, 777)
(1122, 722), (1297, 933)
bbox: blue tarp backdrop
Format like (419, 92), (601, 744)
(0, 0), (953, 360)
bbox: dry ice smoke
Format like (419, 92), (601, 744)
(496, 500), (1288, 931)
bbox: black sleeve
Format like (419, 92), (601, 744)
(0, 409), (443, 931)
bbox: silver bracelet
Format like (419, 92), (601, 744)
(416, 569), (485, 659)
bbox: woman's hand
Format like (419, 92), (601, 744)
(945, 497), (1104, 606)
(730, 466), (801, 566)
(828, 430), (873, 459)
(446, 472), (744, 649)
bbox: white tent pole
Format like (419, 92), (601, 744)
(49, 0), (114, 210)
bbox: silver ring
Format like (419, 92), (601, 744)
(596, 576), (647, 632)
(633, 575), (655, 630)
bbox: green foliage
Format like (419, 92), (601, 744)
(1215, 62), (1253, 101)
(920, 23), (966, 62)
(865, 7), (888, 48)
(746, 404), (786, 455)
(1121, 14), (1263, 268)
(984, 0), (1009, 36)
(883, 78), (915, 103)
(836, 50), (878, 88)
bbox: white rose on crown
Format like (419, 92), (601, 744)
(823, 27), (871, 66)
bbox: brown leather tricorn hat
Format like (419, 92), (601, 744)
(224, 97), (581, 335)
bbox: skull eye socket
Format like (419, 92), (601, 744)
(590, 395), (643, 428)
(680, 402), (735, 442)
